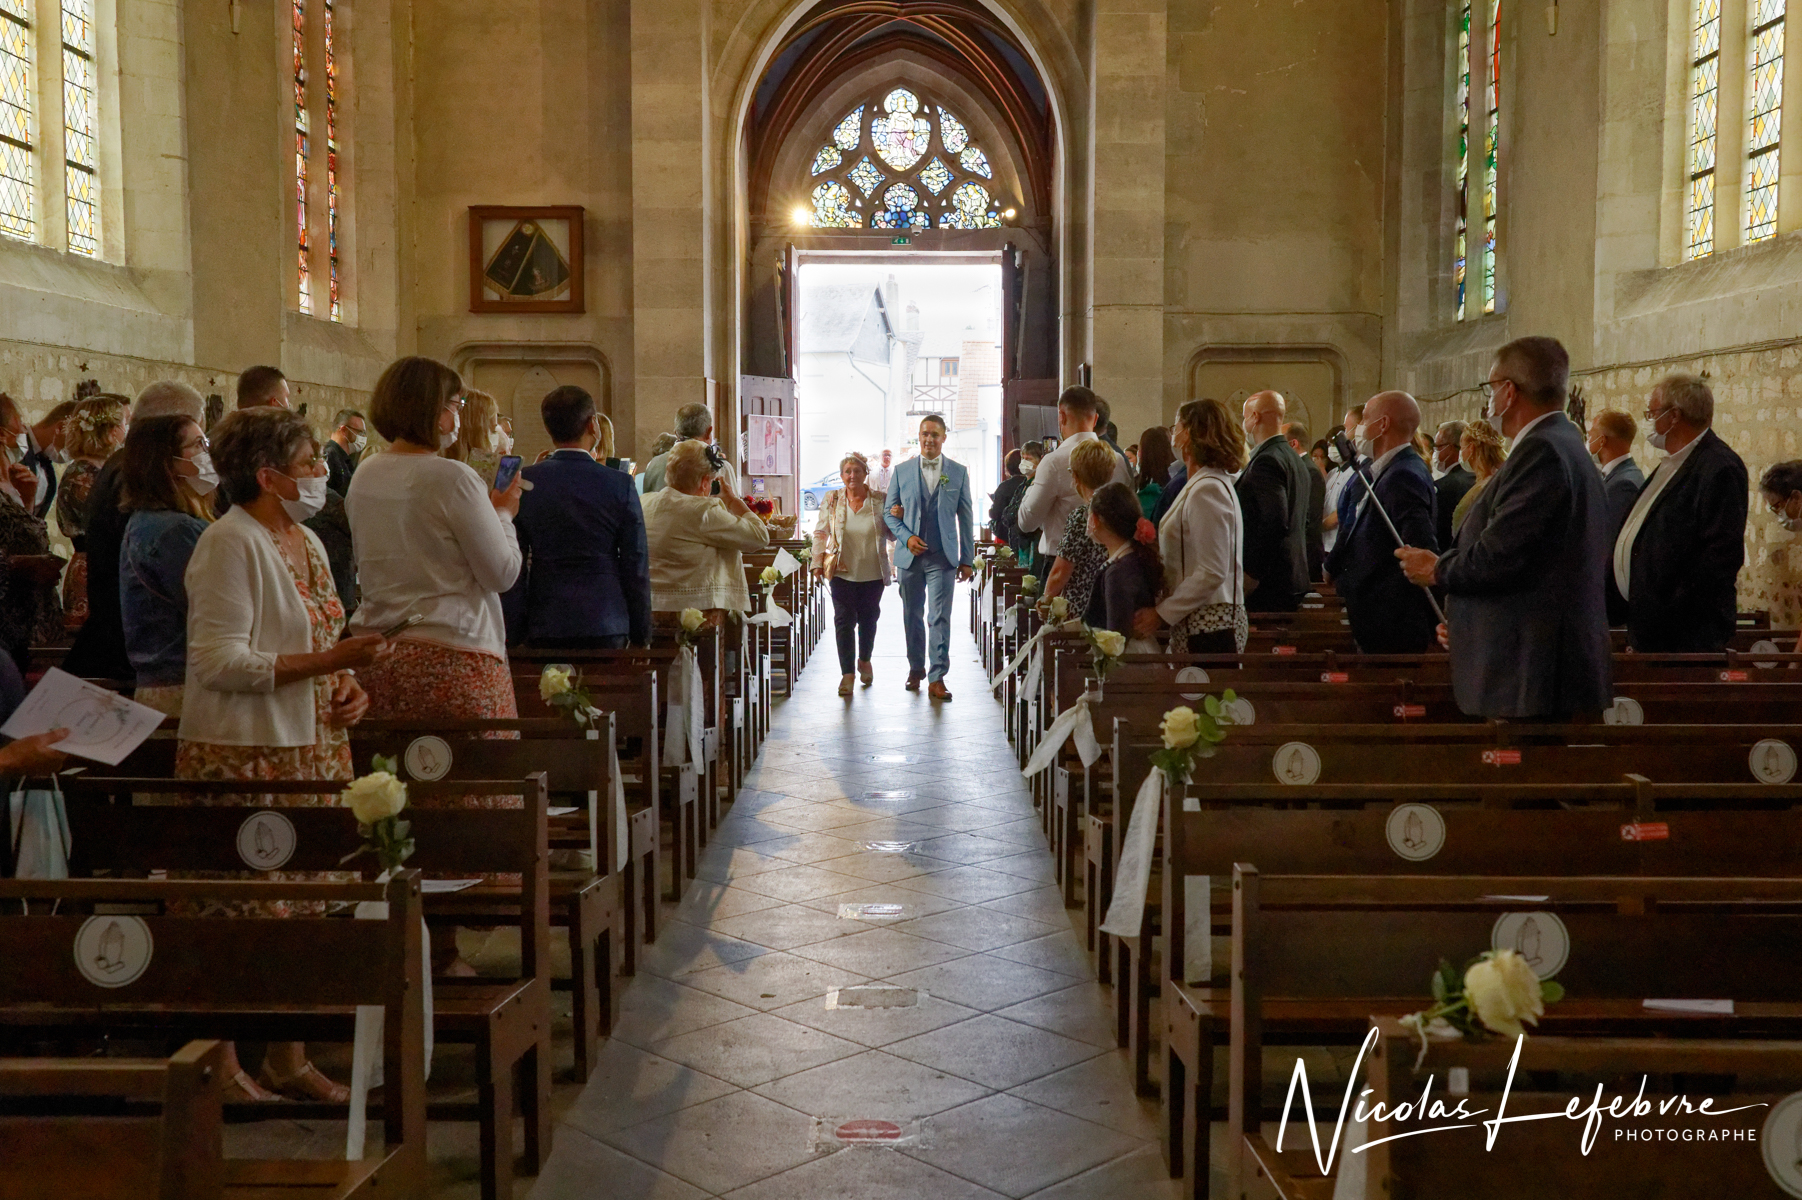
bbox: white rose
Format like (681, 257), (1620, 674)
(1048, 596), (1069, 621)
(1093, 630), (1126, 658)
(1161, 706), (1201, 750)
(342, 772), (408, 825)
(539, 665), (573, 702)
(760, 566), (782, 586)
(1020, 574), (1040, 594)
(1464, 950), (1544, 1039)
(680, 608), (706, 632)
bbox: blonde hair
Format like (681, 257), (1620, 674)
(445, 388), (498, 462)
(666, 439), (715, 492)
(594, 411), (616, 459)
(65, 395), (129, 460)
(1070, 437), (1117, 494)
(839, 451), (870, 477)
(1461, 419), (1506, 478)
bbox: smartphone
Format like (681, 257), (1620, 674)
(379, 613), (424, 639)
(493, 454), (524, 492)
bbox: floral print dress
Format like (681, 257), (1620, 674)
(55, 458), (102, 627)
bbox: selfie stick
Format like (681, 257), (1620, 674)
(1331, 431), (1448, 625)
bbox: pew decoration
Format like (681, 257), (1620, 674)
(673, 606), (708, 649)
(538, 665), (604, 728)
(665, 619), (708, 768)
(1021, 625), (1130, 778)
(1082, 625), (1126, 684)
(1019, 573), (1040, 596)
(990, 616), (1085, 700)
(339, 755), (415, 872)
(1100, 699), (1238, 940)
(1398, 948), (1565, 1069)
(748, 564), (793, 629)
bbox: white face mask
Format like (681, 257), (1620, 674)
(346, 432), (367, 455)
(179, 450), (219, 496)
(1646, 415), (1670, 452)
(1776, 496), (1802, 532)
(1353, 423), (1376, 459)
(439, 410), (460, 452)
(277, 471), (329, 521)
(494, 426), (512, 455)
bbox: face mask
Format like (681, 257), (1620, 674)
(180, 451), (219, 496)
(1326, 444), (1344, 466)
(277, 471), (329, 521)
(1353, 423), (1376, 459)
(1591, 451), (1604, 468)
(1646, 413), (1671, 452)
(1778, 510), (1801, 533)
(347, 434), (367, 455)
(494, 427), (512, 455)
(1021, 462), (1036, 476)
(439, 410), (460, 451)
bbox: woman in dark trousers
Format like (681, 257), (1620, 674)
(811, 452), (895, 696)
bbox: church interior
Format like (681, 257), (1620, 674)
(6, 0), (1802, 1196)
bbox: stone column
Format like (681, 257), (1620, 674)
(630, 0), (711, 460)
(1087, 0), (1167, 438)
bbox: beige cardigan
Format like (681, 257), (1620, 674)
(811, 487), (894, 585)
(180, 505), (333, 748)
(641, 488), (770, 611)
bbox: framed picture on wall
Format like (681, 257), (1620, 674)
(468, 206), (585, 313)
(743, 414), (794, 476)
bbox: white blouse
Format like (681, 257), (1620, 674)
(1155, 465), (1245, 625)
(345, 452), (522, 658)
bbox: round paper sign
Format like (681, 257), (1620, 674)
(1271, 742), (1321, 786)
(1385, 803), (1446, 862)
(1175, 666), (1210, 702)
(1223, 697), (1256, 726)
(1602, 696), (1643, 726)
(74, 915), (154, 989)
(1490, 911), (1570, 980)
(405, 735), (454, 781)
(1751, 739), (1799, 785)
(237, 810), (297, 870)
(1763, 1092), (1802, 1198)
(1752, 639), (1783, 670)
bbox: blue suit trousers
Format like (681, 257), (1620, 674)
(898, 550), (955, 682)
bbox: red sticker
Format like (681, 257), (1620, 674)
(835, 1119), (904, 1143)
(1273, 645), (1297, 656)
(1720, 670), (1750, 682)
(1621, 822), (1671, 842)
(1320, 672), (1349, 684)
(1393, 704), (1427, 719)
(1482, 749), (1522, 766)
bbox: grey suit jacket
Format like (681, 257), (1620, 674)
(1437, 411), (1613, 719)
(1601, 456), (1645, 535)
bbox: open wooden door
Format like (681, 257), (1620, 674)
(1001, 244), (1058, 451)
(740, 375), (799, 515)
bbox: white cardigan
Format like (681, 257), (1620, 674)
(1155, 466), (1245, 626)
(641, 488), (770, 611)
(180, 505), (331, 748)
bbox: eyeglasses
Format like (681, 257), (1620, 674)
(1643, 405), (1672, 423)
(444, 396), (466, 412)
(1479, 378), (1517, 400)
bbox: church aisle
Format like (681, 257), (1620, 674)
(529, 582), (1180, 1198)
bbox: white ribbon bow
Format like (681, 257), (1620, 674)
(662, 645), (706, 768)
(1021, 692), (1102, 777)
(347, 871), (433, 1160)
(1098, 768), (1166, 938)
(987, 618), (1082, 694)
(772, 547), (801, 575)
(746, 589), (792, 628)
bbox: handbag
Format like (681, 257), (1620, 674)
(7, 773), (70, 879)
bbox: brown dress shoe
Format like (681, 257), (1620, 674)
(928, 681), (953, 701)
(905, 671), (925, 691)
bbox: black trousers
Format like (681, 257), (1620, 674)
(830, 576), (885, 674)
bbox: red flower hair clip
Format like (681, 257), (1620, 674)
(1134, 517), (1156, 544)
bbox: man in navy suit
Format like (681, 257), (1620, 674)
(504, 385), (651, 649)
(1588, 408), (1646, 626)
(1325, 391), (1439, 653)
(885, 414), (975, 700)
(1398, 337), (1613, 720)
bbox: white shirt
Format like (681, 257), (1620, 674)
(1508, 409), (1559, 447)
(1613, 435), (1703, 600)
(1350, 443), (1412, 523)
(1015, 431), (1136, 554)
(346, 452), (523, 657)
(1600, 454), (1631, 478)
(871, 465), (892, 492)
(920, 455), (942, 496)
(1322, 465), (1351, 552)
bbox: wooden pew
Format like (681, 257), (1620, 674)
(0, 874), (427, 1200)
(58, 775), (548, 1200)
(1231, 868), (1802, 1200)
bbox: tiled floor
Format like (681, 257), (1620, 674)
(530, 582), (1181, 1198)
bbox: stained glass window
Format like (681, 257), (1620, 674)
(831, 106), (863, 150)
(1481, 0), (1500, 313)
(811, 145), (842, 174)
(1689, 0), (1723, 259)
(810, 180), (860, 227)
(919, 157), (952, 194)
(871, 181), (929, 231)
(0, 0), (35, 243)
(939, 109), (969, 153)
(959, 146), (991, 178)
(1747, 0), (1786, 243)
(294, 0), (311, 313)
(59, 0), (94, 256)
(323, 0), (340, 319)
(847, 156), (884, 196)
(1453, 2), (1470, 320)
(943, 181), (1001, 229)
(871, 88), (930, 171)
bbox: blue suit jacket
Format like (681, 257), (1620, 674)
(884, 456), (975, 571)
(503, 450), (652, 644)
(1325, 448), (1439, 654)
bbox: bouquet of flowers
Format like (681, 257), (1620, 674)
(539, 664), (602, 728)
(1147, 698), (1236, 785)
(340, 755), (414, 872)
(744, 493), (777, 519)
(1399, 949), (1565, 1067)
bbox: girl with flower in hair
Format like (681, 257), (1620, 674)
(54, 394), (129, 626)
(1086, 481), (1166, 653)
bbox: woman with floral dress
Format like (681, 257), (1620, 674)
(54, 395), (129, 627)
(178, 407), (390, 1102)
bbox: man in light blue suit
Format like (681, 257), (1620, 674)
(885, 414), (975, 700)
